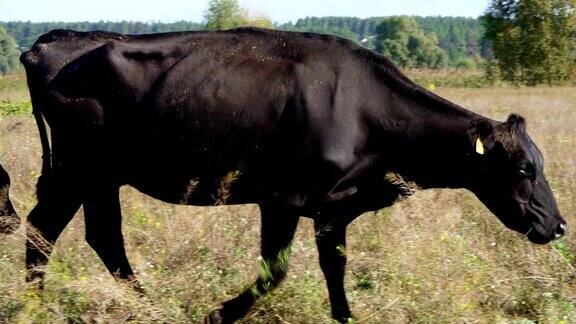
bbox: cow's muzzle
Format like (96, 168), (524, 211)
(555, 221), (567, 239)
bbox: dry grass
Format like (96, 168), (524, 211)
(405, 68), (494, 88)
(0, 74), (29, 102)
(0, 74), (574, 323)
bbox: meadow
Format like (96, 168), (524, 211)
(0, 71), (574, 323)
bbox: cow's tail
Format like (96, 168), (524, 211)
(21, 49), (52, 174)
(32, 108), (51, 174)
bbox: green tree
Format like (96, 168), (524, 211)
(0, 27), (20, 75)
(482, 0), (576, 85)
(244, 13), (273, 29)
(204, 0), (274, 30)
(204, 0), (248, 30)
(375, 16), (448, 68)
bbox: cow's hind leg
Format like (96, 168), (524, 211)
(314, 219), (351, 323)
(26, 171), (82, 287)
(207, 203), (300, 323)
(83, 185), (143, 293)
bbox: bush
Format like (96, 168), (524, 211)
(0, 99), (32, 116)
(375, 16), (449, 69)
(455, 58), (477, 70)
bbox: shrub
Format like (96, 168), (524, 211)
(0, 99), (32, 116)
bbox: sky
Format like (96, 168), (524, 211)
(0, 0), (490, 23)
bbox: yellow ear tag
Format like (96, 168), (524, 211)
(475, 138), (485, 155)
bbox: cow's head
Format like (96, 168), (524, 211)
(468, 114), (566, 244)
(0, 165), (18, 235)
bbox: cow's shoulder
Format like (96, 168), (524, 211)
(48, 36), (189, 100)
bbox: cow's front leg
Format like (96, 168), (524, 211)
(26, 171), (82, 288)
(84, 185), (143, 294)
(314, 219), (351, 323)
(206, 203), (300, 323)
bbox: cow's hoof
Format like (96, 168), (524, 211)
(119, 276), (146, 297)
(203, 309), (223, 324)
(333, 316), (354, 324)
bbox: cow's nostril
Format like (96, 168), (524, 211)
(555, 222), (566, 238)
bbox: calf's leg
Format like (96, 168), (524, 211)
(83, 185), (143, 293)
(26, 171), (82, 287)
(314, 219), (351, 323)
(207, 203), (300, 323)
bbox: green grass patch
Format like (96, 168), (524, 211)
(0, 99), (32, 116)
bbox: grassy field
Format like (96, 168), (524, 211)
(0, 72), (574, 323)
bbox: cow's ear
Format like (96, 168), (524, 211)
(506, 113), (527, 133)
(468, 119), (494, 155)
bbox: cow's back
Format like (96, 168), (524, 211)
(21, 27), (360, 151)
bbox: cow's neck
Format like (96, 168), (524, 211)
(383, 86), (490, 190)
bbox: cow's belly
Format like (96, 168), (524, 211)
(115, 132), (263, 206)
(127, 175), (230, 206)
(124, 163), (259, 206)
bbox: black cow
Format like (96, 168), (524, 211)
(20, 28), (566, 323)
(0, 164), (18, 234)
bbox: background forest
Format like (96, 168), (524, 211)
(1, 0), (575, 86)
(0, 16), (485, 69)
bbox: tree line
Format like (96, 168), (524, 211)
(0, 16), (486, 69)
(284, 16), (488, 66)
(0, 21), (205, 50)
(0, 0), (575, 85)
